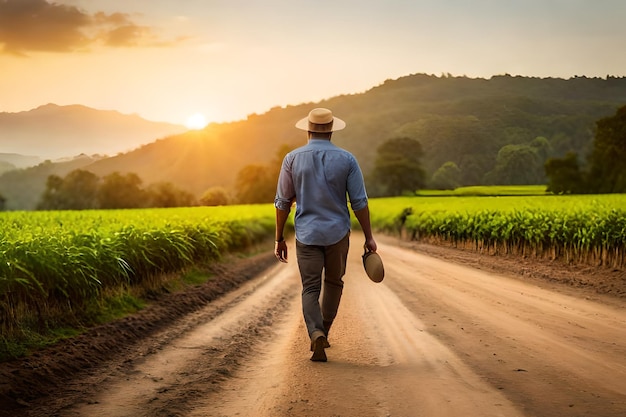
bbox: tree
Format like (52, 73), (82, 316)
(37, 174), (64, 210)
(586, 105), (626, 193)
(234, 144), (293, 204)
(430, 161), (461, 190)
(97, 172), (145, 209)
(62, 169), (100, 209)
(545, 152), (586, 194)
(371, 137), (426, 196)
(200, 186), (230, 206)
(484, 144), (544, 185)
(456, 155), (484, 186)
(145, 182), (196, 208)
(530, 136), (552, 161)
(37, 170), (99, 210)
(235, 164), (275, 204)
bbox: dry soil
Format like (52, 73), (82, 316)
(1, 235), (625, 417)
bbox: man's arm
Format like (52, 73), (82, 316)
(354, 205), (377, 252)
(275, 207), (291, 263)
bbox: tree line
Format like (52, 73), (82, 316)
(28, 137), (423, 210)
(546, 104), (626, 194)
(3, 101), (624, 212)
(37, 171), (197, 210)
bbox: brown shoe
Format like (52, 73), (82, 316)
(310, 333), (327, 362)
(310, 335), (330, 349)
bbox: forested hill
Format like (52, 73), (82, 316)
(326, 74), (626, 186)
(2, 73), (626, 210)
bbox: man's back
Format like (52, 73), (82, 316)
(275, 139), (368, 246)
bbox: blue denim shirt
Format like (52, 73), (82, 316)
(274, 139), (368, 246)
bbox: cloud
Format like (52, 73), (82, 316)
(0, 0), (178, 55)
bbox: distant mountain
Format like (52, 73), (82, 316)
(0, 104), (187, 160)
(2, 74), (626, 210)
(0, 153), (42, 169)
(0, 153), (43, 176)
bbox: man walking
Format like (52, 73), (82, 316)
(274, 108), (377, 362)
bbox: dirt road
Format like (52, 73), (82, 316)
(4, 235), (626, 417)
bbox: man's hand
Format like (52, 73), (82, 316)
(364, 237), (377, 253)
(275, 240), (288, 263)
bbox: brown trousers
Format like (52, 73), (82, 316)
(296, 232), (350, 340)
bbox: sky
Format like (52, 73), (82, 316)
(1, 0), (625, 127)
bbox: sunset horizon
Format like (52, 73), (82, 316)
(2, 0), (625, 126)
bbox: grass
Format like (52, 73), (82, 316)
(91, 292), (147, 324)
(416, 185), (550, 196)
(181, 268), (215, 286)
(0, 325), (84, 362)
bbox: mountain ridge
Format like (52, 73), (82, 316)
(0, 103), (187, 161)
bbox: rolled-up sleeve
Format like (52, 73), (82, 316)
(274, 156), (295, 211)
(347, 157), (368, 212)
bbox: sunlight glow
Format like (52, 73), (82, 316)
(185, 113), (208, 130)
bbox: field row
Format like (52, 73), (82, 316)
(0, 206), (275, 340)
(367, 194), (626, 268)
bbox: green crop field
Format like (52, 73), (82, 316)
(366, 193), (626, 270)
(0, 205), (277, 358)
(416, 185), (550, 196)
(3, 190), (626, 360)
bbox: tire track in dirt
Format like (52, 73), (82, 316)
(179, 235), (626, 417)
(61, 263), (301, 417)
(191, 238), (528, 417)
(379, 236), (626, 417)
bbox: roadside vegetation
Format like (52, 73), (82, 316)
(0, 205), (278, 361)
(366, 192), (626, 269)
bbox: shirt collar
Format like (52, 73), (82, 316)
(308, 138), (333, 144)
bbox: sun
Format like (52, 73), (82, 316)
(185, 113), (208, 130)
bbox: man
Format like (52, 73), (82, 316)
(274, 108), (377, 362)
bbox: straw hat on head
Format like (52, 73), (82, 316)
(295, 108), (346, 133)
